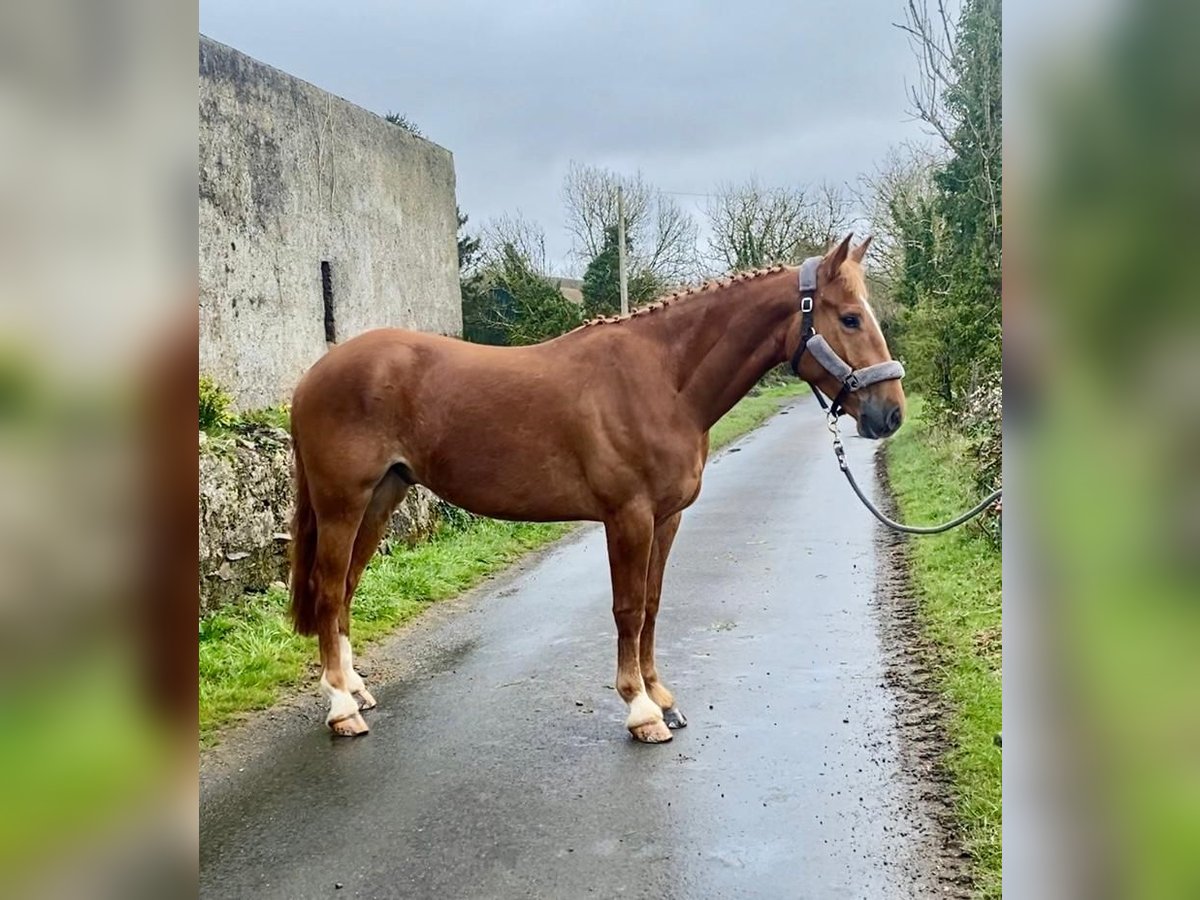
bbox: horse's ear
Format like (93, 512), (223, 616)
(851, 235), (873, 263)
(820, 233), (854, 281)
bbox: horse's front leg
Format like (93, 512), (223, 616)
(604, 504), (671, 743)
(642, 512), (687, 730)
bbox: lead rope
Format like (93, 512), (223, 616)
(827, 414), (1002, 535)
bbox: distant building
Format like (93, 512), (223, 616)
(199, 36), (461, 409)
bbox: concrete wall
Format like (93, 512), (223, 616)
(200, 36), (461, 410)
(199, 425), (442, 616)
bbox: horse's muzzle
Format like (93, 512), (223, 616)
(857, 400), (903, 439)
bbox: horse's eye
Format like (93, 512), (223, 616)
(840, 315), (861, 329)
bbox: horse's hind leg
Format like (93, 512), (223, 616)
(605, 504), (670, 744)
(313, 504), (372, 736)
(642, 512), (686, 729)
(339, 471), (410, 711)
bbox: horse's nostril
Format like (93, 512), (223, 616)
(887, 407), (903, 432)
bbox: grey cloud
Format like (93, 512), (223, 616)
(200, 0), (931, 272)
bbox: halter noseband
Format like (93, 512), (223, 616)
(788, 256), (906, 418)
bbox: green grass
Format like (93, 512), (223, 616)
(885, 396), (1002, 898)
(199, 519), (563, 744)
(199, 373), (291, 436)
(199, 379), (809, 747)
(236, 404), (291, 431)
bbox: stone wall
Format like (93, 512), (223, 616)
(199, 427), (440, 617)
(199, 35), (462, 410)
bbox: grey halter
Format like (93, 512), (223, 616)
(791, 257), (1002, 536)
(789, 256), (905, 416)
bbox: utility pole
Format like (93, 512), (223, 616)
(617, 185), (629, 316)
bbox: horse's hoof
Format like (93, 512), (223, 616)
(356, 688), (377, 710)
(663, 707), (688, 730)
(630, 720), (673, 743)
(329, 711), (369, 736)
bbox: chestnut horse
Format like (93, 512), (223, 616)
(289, 234), (905, 741)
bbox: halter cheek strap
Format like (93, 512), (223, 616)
(788, 256), (905, 417)
(788, 257), (821, 377)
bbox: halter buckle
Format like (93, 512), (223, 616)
(800, 296), (813, 313)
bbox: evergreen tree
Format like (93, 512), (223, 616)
(485, 245), (583, 345)
(457, 207), (481, 271)
(884, 0), (1001, 413)
(580, 225), (661, 318)
(457, 209), (504, 345)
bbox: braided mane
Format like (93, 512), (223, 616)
(571, 264), (790, 331)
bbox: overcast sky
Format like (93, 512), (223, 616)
(200, 0), (935, 275)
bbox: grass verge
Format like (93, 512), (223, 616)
(199, 379), (808, 747)
(199, 519), (562, 744)
(709, 380), (807, 450)
(884, 396), (1002, 898)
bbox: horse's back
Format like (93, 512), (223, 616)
(290, 328), (584, 492)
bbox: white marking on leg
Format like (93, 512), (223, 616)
(320, 672), (359, 724)
(626, 691), (664, 729)
(340, 635), (366, 694)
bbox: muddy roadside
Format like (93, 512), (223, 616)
(874, 447), (978, 897)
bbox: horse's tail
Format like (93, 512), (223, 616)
(289, 440), (320, 636)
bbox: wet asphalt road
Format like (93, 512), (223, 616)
(200, 399), (940, 899)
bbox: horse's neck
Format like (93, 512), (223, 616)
(664, 273), (798, 431)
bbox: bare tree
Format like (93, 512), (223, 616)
(644, 193), (700, 283)
(705, 180), (801, 271)
(895, 0), (957, 148)
(704, 178), (853, 272)
(562, 162), (698, 284)
(896, 0), (1001, 238)
(563, 162), (648, 260)
(809, 181), (856, 254)
(478, 211), (550, 276)
(856, 144), (941, 288)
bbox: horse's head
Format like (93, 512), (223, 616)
(791, 234), (906, 439)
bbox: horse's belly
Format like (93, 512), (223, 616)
(413, 447), (597, 523)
